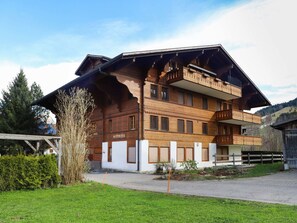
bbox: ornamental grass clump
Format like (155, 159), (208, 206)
(55, 88), (95, 185)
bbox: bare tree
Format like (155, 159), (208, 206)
(55, 87), (95, 184)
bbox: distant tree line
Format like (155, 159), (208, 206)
(256, 97), (297, 116)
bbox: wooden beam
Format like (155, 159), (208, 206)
(25, 140), (36, 152)
(44, 138), (59, 154)
(0, 133), (61, 141)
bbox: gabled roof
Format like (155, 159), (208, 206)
(35, 44), (271, 110)
(75, 54), (110, 76)
(271, 117), (297, 130)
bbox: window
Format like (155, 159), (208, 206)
(148, 147), (170, 163)
(150, 115), (158, 130)
(150, 84), (158, 98)
(177, 119), (185, 133)
(217, 147), (228, 161)
(186, 93), (193, 106)
(177, 147), (194, 162)
(161, 117), (169, 131)
(185, 148), (194, 161)
(178, 92), (184, 104)
(108, 119), (112, 133)
(223, 102), (228, 110)
(161, 87), (169, 101)
(202, 97), (208, 110)
(128, 116), (136, 130)
(108, 147), (112, 162)
(216, 100), (222, 111)
(148, 147), (158, 163)
(202, 123), (208, 135)
(160, 147), (169, 162)
(127, 147), (136, 163)
(202, 147), (209, 161)
(186, 120), (193, 134)
(177, 147), (185, 162)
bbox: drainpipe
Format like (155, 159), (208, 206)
(137, 104), (140, 171)
(137, 81), (145, 171)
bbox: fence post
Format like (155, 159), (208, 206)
(248, 153), (250, 165)
(261, 153), (263, 164)
(281, 153), (283, 163)
(214, 154), (217, 166)
(232, 153), (235, 166)
(271, 153), (274, 164)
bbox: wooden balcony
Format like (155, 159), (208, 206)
(216, 109), (261, 125)
(167, 67), (241, 100)
(216, 135), (262, 146)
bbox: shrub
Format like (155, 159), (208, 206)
(0, 155), (61, 191)
(181, 160), (199, 172)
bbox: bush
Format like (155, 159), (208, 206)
(0, 155), (61, 191)
(181, 160), (199, 172)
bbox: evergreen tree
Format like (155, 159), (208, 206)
(0, 70), (48, 154)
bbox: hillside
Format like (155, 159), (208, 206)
(256, 97), (297, 117)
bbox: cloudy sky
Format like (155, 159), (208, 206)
(0, 0), (296, 110)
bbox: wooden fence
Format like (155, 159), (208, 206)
(213, 153), (284, 166)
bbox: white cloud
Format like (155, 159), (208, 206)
(1, 0), (296, 106)
(0, 61), (79, 96)
(126, 0), (297, 104)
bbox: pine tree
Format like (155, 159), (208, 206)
(0, 70), (48, 154)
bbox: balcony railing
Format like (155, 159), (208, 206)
(167, 67), (241, 100)
(216, 109), (261, 125)
(216, 135), (262, 146)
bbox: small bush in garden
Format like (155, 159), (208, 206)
(181, 160), (199, 172)
(0, 155), (61, 191)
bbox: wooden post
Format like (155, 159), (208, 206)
(167, 168), (171, 193)
(271, 153), (274, 164)
(248, 153), (250, 165)
(261, 153), (263, 164)
(232, 153), (235, 166)
(214, 154), (217, 166)
(281, 153), (283, 163)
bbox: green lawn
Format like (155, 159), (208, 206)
(1, 182), (297, 223)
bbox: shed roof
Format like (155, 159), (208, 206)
(271, 117), (297, 130)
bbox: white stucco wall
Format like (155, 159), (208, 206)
(102, 141), (138, 171)
(229, 146), (242, 165)
(101, 140), (221, 172)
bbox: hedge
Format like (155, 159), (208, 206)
(0, 155), (61, 191)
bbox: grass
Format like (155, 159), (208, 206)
(242, 163), (283, 178)
(1, 182), (297, 223)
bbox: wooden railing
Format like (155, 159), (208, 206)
(166, 67), (242, 98)
(216, 109), (261, 124)
(216, 135), (262, 146)
(213, 153), (284, 166)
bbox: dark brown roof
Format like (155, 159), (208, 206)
(34, 44), (271, 110)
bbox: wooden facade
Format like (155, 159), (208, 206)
(35, 45), (270, 171)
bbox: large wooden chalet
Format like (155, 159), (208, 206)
(36, 45), (270, 171)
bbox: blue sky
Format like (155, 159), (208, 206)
(0, 0), (296, 108)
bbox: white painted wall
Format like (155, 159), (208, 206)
(229, 146), (242, 165)
(139, 140), (156, 172)
(102, 141), (138, 171)
(100, 140), (233, 172)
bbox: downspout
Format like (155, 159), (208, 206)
(137, 104), (140, 171)
(137, 81), (145, 171)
